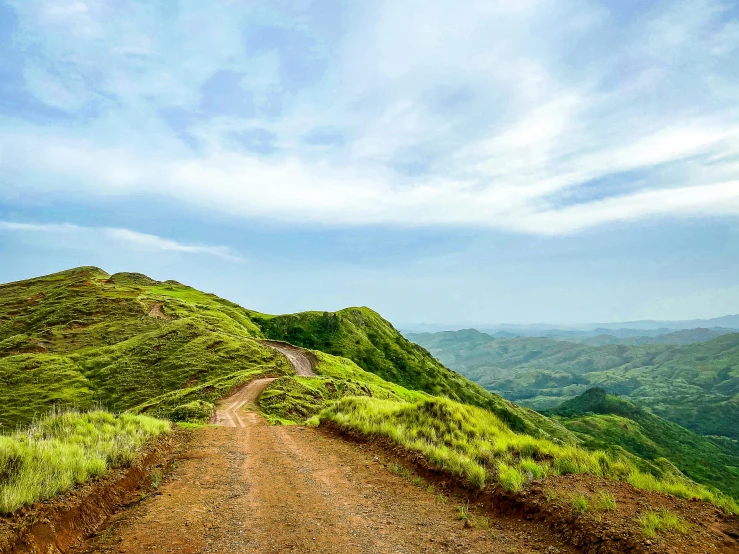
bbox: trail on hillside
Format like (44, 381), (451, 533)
(258, 339), (316, 376)
(209, 378), (277, 427)
(74, 346), (576, 554)
(75, 426), (576, 554)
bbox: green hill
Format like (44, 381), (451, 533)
(548, 388), (739, 499)
(252, 309), (569, 440)
(2, 267), (738, 515)
(0, 267), (571, 444)
(408, 330), (739, 440)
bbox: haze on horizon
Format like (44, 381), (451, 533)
(1, 0), (738, 326)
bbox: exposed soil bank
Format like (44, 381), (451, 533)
(320, 423), (739, 554)
(0, 431), (184, 554)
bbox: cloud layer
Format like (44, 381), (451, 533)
(0, 221), (242, 261)
(1, 0), (739, 235)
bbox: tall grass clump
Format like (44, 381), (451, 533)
(639, 509), (689, 538)
(316, 396), (739, 514)
(0, 409), (169, 514)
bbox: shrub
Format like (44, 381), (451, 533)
(170, 400), (214, 422)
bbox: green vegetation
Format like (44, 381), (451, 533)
(596, 490), (617, 511)
(0, 409), (169, 513)
(312, 395), (739, 514)
(547, 388), (739, 500)
(258, 350), (428, 424)
(408, 329), (739, 440)
(4, 267), (739, 521)
(253, 308), (574, 443)
(639, 509), (689, 538)
(571, 493), (590, 513)
(0, 267), (292, 428)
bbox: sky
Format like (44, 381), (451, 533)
(1, 0), (738, 326)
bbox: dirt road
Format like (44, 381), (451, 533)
(74, 346), (576, 553)
(258, 340), (315, 376)
(209, 378), (276, 427)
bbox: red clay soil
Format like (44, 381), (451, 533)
(331, 426), (739, 554)
(0, 432), (181, 554)
(72, 423), (577, 554)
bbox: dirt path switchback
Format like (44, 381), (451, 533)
(209, 378), (277, 427)
(258, 339), (315, 376)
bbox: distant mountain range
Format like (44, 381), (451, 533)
(407, 328), (739, 441)
(401, 314), (739, 337)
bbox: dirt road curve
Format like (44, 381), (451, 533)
(73, 347), (576, 553)
(209, 378), (276, 427)
(258, 340), (315, 376)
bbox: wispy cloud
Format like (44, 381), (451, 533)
(0, 221), (243, 261)
(1, 0), (739, 235)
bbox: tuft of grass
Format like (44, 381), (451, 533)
(150, 469), (163, 489)
(543, 489), (558, 502)
(571, 493), (590, 514)
(455, 504), (469, 520)
(436, 493), (448, 504)
(596, 490), (617, 511)
(498, 462), (526, 493)
(639, 509), (689, 538)
(0, 409), (169, 514)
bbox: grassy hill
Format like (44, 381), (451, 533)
(0, 267), (571, 444)
(547, 389), (739, 499)
(2, 267), (738, 517)
(408, 330), (739, 440)
(252, 309), (570, 441)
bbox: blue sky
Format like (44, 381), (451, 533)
(1, 0), (738, 325)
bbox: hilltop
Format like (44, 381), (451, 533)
(0, 267), (568, 443)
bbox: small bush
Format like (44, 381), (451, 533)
(170, 400), (214, 422)
(639, 509), (689, 538)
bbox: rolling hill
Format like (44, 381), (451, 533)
(547, 388), (739, 499)
(407, 329), (739, 440)
(0, 267), (570, 443)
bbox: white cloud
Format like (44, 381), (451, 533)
(0, 221), (243, 262)
(2, 0), (739, 235)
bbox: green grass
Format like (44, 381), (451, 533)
(314, 395), (739, 514)
(571, 493), (590, 513)
(596, 490), (617, 511)
(639, 509), (689, 538)
(547, 389), (739, 501)
(0, 409), (169, 513)
(252, 308), (575, 444)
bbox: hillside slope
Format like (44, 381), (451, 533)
(408, 329), (739, 440)
(0, 268), (570, 444)
(547, 388), (739, 499)
(252, 308), (570, 441)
